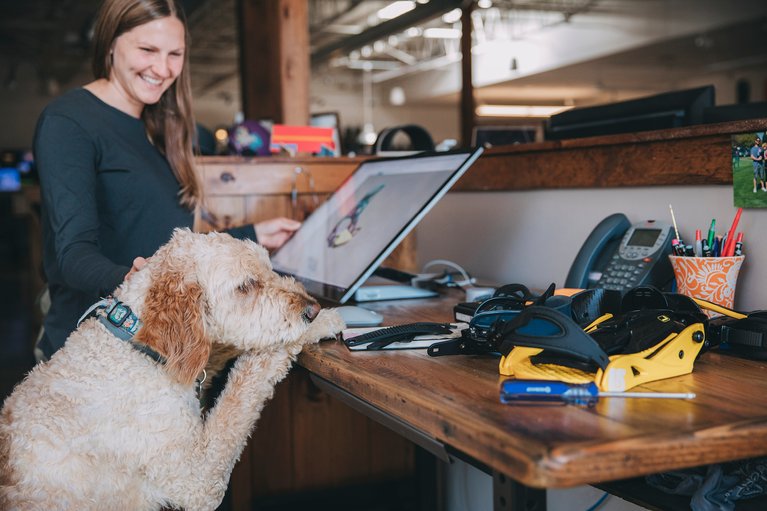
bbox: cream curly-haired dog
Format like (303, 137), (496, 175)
(0, 229), (344, 511)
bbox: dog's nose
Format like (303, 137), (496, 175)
(303, 302), (321, 322)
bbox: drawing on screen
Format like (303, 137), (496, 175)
(327, 184), (385, 247)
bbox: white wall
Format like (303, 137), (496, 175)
(416, 185), (764, 311)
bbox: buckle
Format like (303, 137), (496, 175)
(106, 302), (131, 327)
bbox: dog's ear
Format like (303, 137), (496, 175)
(134, 270), (210, 386)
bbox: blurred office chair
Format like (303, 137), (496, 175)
(374, 124), (435, 155)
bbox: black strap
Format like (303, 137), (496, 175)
(345, 322), (453, 348)
(496, 306), (611, 371)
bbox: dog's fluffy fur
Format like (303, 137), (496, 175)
(0, 229), (344, 510)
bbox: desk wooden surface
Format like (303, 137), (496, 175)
(298, 293), (767, 489)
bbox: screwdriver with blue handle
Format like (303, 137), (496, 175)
(500, 379), (696, 407)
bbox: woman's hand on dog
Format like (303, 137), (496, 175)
(125, 256), (148, 281)
(254, 217), (301, 250)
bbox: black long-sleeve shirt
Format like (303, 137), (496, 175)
(34, 88), (253, 357)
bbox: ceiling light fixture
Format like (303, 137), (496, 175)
(423, 27), (462, 39)
(377, 1), (416, 21)
(476, 105), (574, 118)
(358, 64), (378, 146)
(442, 8), (463, 24)
(405, 27), (422, 38)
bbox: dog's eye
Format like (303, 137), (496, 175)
(236, 278), (259, 295)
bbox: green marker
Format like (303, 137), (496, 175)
(706, 219), (716, 248)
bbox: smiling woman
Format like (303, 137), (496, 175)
(92, 16), (186, 117)
(31, 0), (301, 360)
(87, 0), (198, 207)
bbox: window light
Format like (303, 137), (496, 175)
(476, 105), (574, 118)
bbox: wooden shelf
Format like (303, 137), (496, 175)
(456, 118), (767, 191)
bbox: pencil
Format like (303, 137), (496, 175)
(669, 204), (681, 244)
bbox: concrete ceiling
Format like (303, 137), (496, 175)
(1, 1), (766, 111)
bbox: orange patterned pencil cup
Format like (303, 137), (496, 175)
(668, 255), (745, 314)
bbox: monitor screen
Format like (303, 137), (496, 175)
(545, 85), (715, 140)
(271, 147), (484, 303)
(0, 168), (21, 192)
(472, 125), (537, 147)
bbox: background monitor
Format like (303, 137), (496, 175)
(310, 112), (342, 155)
(545, 85), (715, 140)
(0, 167), (21, 192)
(702, 101), (767, 123)
(472, 125), (538, 147)
(271, 147), (484, 304)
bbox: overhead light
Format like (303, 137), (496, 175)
(214, 128), (228, 142)
(442, 8), (462, 24)
(389, 86), (406, 106)
(358, 123), (378, 145)
(478, 0), (492, 8)
(405, 26), (422, 38)
(476, 104), (574, 118)
(423, 27), (461, 39)
(377, 1), (416, 21)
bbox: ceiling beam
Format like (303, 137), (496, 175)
(311, 0), (466, 64)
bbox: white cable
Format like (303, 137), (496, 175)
(419, 259), (475, 287)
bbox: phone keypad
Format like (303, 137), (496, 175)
(598, 258), (647, 291)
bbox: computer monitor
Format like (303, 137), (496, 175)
(310, 112), (342, 155)
(0, 167), (21, 192)
(545, 85), (715, 140)
(702, 101), (767, 124)
(271, 147), (484, 304)
(472, 125), (538, 147)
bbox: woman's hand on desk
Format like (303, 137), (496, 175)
(255, 217), (301, 250)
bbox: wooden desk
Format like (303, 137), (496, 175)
(298, 294), (767, 509)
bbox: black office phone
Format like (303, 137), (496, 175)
(565, 213), (675, 292)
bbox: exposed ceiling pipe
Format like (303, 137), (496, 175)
(309, 0), (367, 32)
(311, 0), (467, 65)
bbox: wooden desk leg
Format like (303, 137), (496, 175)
(493, 471), (546, 511)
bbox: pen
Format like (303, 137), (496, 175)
(722, 207), (743, 257)
(701, 238), (712, 257)
(694, 229), (702, 257)
(712, 236), (721, 257)
(734, 232), (744, 256)
(672, 239), (685, 256)
(706, 219), (716, 248)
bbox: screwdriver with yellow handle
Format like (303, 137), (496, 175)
(500, 379), (696, 407)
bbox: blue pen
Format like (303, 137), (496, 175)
(711, 236), (720, 257)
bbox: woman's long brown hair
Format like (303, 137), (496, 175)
(91, 0), (201, 209)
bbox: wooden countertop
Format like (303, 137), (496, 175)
(298, 293), (767, 489)
(198, 119), (767, 191)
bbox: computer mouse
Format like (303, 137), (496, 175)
(335, 306), (385, 327)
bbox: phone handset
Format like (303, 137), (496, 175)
(565, 213), (631, 289)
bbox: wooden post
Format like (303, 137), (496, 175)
(238, 0), (309, 125)
(460, 2), (475, 148)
